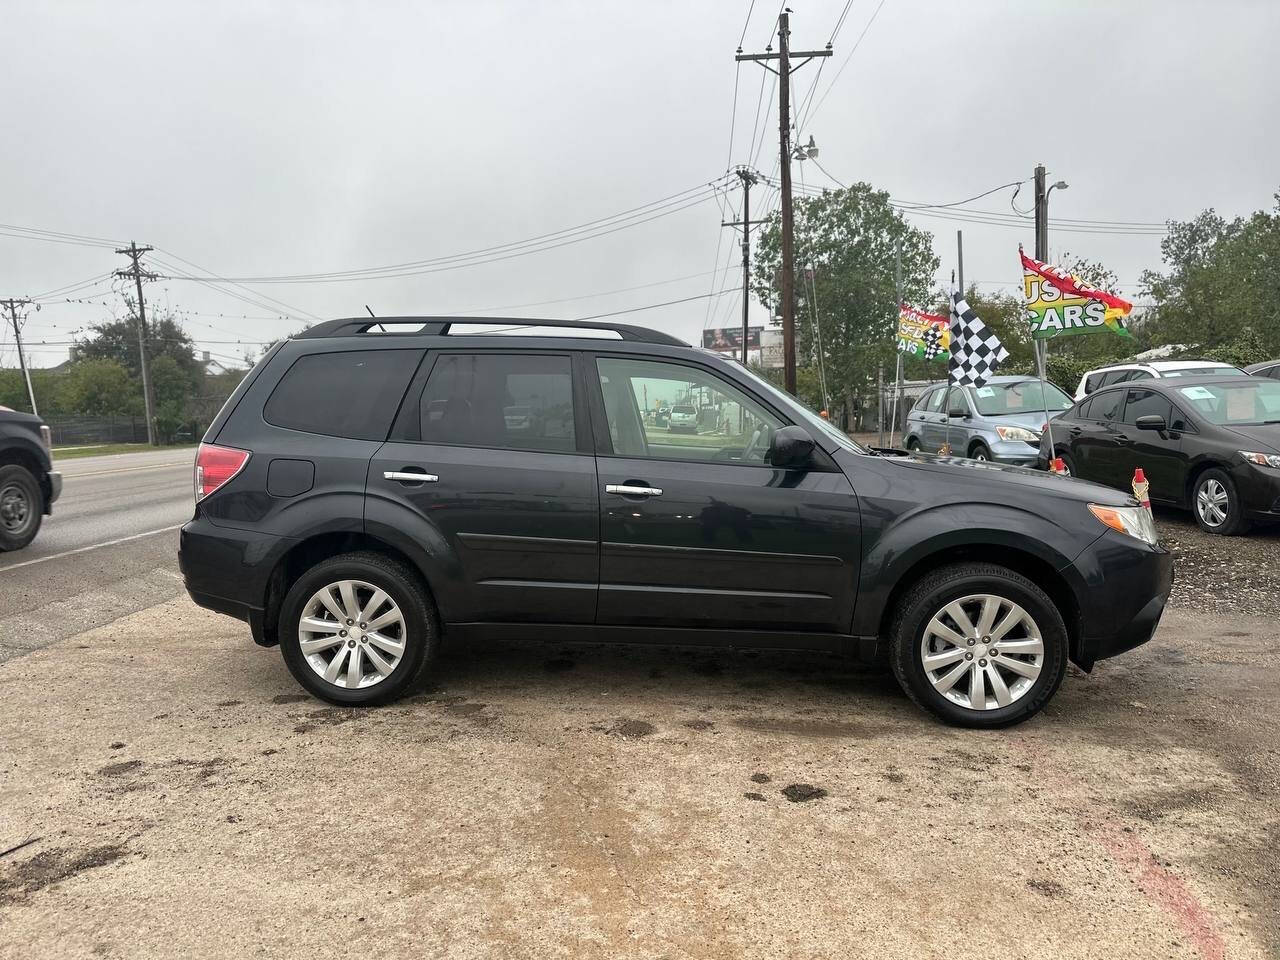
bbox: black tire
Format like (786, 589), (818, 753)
(1056, 451), (1078, 478)
(906, 437), (922, 452)
(969, 442), (992, 462)
(1191, 467), (1250, 536)
(889, 562), (1069, 728)
(278, 551), (439, 706)
(0, 464), (43, 552)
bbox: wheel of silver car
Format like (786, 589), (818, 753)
(970, 444), (991, 462)
(298, 579), (407, 689)
(1195, 478), (1228, 529)
(918, 594), (1044, 711)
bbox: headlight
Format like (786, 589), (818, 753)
(996, 425), (1040, 442)
(1239, 450), (1280, 468)
(1088, 503), (1159, 546)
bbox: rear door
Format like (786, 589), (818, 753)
(588, 354), (861, 640)
(920, 387), (948, 451)
(368, 350), (599, 624)
(1072, 387), (1125, 484)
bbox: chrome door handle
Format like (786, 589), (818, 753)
(384, 470), (439, 483)
(605, 484), (662, 497)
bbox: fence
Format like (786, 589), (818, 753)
(43, 415), (149, 447)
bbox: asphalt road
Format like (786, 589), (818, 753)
(0, 449), (193, 664)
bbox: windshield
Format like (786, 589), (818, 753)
(1176, 381), (1280, 425)
(732, 362), (867, 453)
(971, 380), (1072, 416)
(1162, 366), (1245, 378)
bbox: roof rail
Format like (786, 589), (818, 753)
(294, 316), (688, 346)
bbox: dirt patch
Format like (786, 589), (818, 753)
(1027, 878), (1067, 898)
(215, 700), (242, 708)
(607, 720), (655, 740)
(750, 772), (771, 784)
(1158, 512), (1280, 619)
(682, 719), (714, 731)
(0, 844), (129, 906)
(271, 694), (310, 705)
(781, 784), (827, 803)
(96, 760), (143, 777)
(743, 792), (767, 802)
(735, 717), (869, 739)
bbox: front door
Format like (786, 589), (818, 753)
(368, 350), (598, 624)
(589, 354), (861, 639)
(1114, 387), (1183, 501)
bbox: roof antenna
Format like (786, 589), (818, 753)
(364, 305), (376, 317)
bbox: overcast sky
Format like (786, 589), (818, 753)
(2, 0), (1277, 368)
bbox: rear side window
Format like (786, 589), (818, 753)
(1083, 373), (1105, 394)
(1122, 388), (1172, 424)
(1093, 389), (1124, 421)
(417, 353), (576, 453)
(264, 350), (422, 440)
(1073, 397), (1095, 420)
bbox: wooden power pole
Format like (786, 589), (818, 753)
(115, 242), (158, 446)
(2, 298), (38, 416)
(738, 12), (831, 395)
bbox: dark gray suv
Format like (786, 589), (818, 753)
(178, 317), (1173, 727)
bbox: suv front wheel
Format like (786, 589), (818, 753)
(889, 563), (1068, 727)
(279, 551), (439, 706)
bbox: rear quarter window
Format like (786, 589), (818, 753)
(264, 349), (423, 440)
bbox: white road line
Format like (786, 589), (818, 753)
(0, 524), (184, 573)
(62, 461), (193, 480)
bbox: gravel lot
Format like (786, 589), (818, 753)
(0, 513), (1277, 959)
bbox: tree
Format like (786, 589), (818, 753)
(752, 183), (939, 407)
(149, 355), (192, 443)
(63, 359), (137, 416)
(75, 300), (203, 385)
(1141, 192), (1280, 350)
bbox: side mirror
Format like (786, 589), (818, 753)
(769, 425), (816, 470)
(1134, 415), (1167, 432)
(948, 409), (969, 419)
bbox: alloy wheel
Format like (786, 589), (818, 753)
(918, 593), (1044, 711)
(1196, 478), (1228, 528)
(0, 482), (30, 533)
(298, 579), (407, 689)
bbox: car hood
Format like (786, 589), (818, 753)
(1221, 423), (1280, 454)
(878, 450), (1134, 507)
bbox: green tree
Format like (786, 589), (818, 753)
(752, 183), (939, 408)
(0, 368), (73, 417)
(1141, 193), (1280, 349)
(149, 355), (193, 443)
(63, 359), (137, 416)
(75, 301), (203, 385)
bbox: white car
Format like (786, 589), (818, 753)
(1074, 360), (1247, 399)
(667, 404), (699, 434)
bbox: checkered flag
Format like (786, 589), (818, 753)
(948, 288), (1008, 386)
(921, 325), (944, 361)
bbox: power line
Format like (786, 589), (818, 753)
(805, 0), (889, 124)
(573, 287), (737, 322)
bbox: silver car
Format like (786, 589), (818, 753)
(903, 376), (1075, 465)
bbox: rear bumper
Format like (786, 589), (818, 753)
(1066, 529), (1174, 669)
(179, 516), (294, 644)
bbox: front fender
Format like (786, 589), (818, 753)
(850, 499), (1095, 638)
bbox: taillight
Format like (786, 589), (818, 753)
(195, 443), (250, 502)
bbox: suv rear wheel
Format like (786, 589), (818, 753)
(279, 551), (438, 705)
(0, 464), (42, 552)
(889, 562), (1068, 727)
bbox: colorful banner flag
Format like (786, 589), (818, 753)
(1021, 248), (1133, 340)
(896, 304), (950, 362)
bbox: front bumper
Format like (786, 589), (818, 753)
(1233, 461), (1280, 521)
(987, 438), (1042, 466)
(44, 470), (62, 510)
(1065, 529), (1174, 669)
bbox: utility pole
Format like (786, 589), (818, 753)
(738, 13), (831, 395)
(721, 166), (759, 364)
(115, 242), (157, 446)
(1033, 164), (1048, 262)
(889, 238), (903, 441)
(2, 298), (38, 416)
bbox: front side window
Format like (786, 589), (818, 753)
(1122, 388), (1172, 425)
(595, 357), (783, 464)
(926, 388), (946, 413)
(418, 353), (576, 452)
(264, 349), (423, 440)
